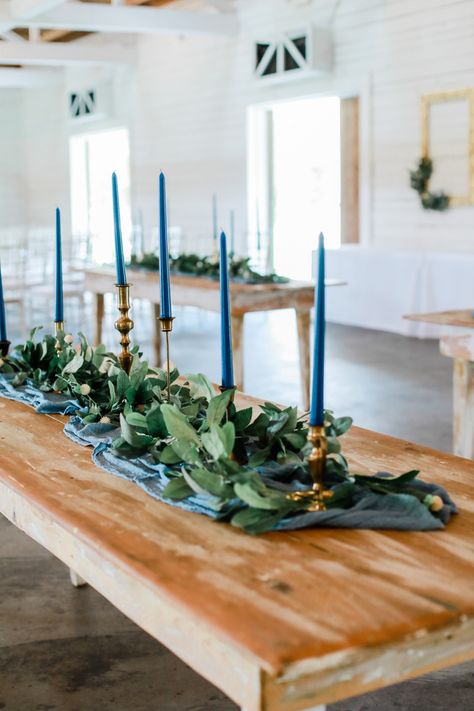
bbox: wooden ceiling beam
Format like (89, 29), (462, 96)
(15, 3), (239, 37)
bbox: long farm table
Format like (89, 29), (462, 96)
(84, 266), (344, 409)
(1, 394), (474, 710)
(405, 309), (474, 458)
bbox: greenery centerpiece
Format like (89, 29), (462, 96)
(0, 328), (450, 534)
(130, 251), (289, 285)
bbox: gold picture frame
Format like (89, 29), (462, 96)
(421, 88), (474, 206)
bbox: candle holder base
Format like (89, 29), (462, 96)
(54, 321), (65, 353)
(115, 284), (134, 375)
(0, 340), (11, 357)
(287, 425), (332, 511)
(159, 316), (175, 401)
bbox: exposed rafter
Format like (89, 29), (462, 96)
(0, 0), (68, 35)
(0, 40), (135, 66)
(0, 1), (238, 38)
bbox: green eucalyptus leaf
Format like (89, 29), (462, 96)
(185, 373), (216, 401)
(62, 353), (84, 374)
(187, 468), (233, 498)
(163, 477), (194, 500)
(233, 407), (253, 432)
(160, 444), (182, 465)
(206, 389), (234, 428)
(120, 413), (154, 449)
(161, 404), (201, 445)
(171, 439), (201, 464)
(333, 416), (353, 436)
(146, 405), (168, 438)
(201, 427), (227, 460)
(233, 481), (286, 510)
(248, 447), (271, 467)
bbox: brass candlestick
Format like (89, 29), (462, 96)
(115, 284), (134, 374)
(159, 316), (174, 401)
(54, 321), (65, 353)
(288, 425), (332, 511)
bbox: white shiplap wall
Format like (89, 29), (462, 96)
(2, 0), (474, 253)
(0, 90), (26, 227)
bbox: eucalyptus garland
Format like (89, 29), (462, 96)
(130, 251), (288, 284)
(0, 329), (448, 534)
(410, 157), (450, 211)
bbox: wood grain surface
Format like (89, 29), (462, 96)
(1, 395), (474, 710)
(405, 309), (474, 329)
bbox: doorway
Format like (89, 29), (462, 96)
(69, 127), (132, 265)
(248, 94), (360, 280)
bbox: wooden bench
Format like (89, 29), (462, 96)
(405, 309), (474, 458)
(84, 266), (344, 409)
(1, 394), (474, 711)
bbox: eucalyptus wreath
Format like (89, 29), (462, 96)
(410, 157), (450, 211)
(130, 251), (288, 285)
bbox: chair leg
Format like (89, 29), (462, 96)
(69, 568), (87, 587)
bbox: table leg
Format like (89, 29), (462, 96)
(296, 309), (311, 411)
(453, 357), (474, 459)
(153, 302), (162, 367)
(232, 314), (244, 391)
(94, 292), (105, 346)
(69, 569), (87, 588)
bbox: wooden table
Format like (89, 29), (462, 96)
(1, 395), (474, 711)
(405, 310), (474, 458)
(84, 267), (344, 409)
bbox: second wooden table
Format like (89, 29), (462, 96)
(84, 266), (343, 409)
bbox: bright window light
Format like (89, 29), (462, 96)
(272, 95), (341, 280)
(69, 127), (132, 265)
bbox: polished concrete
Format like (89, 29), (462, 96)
(1, 308), (471, 710)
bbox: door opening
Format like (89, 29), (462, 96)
(69, 127), (132, 265)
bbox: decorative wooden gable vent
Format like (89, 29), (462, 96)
(69, 90), (96, 119)
(254, 26), (332, 82)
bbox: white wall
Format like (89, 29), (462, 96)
(2, 0), (474, 253)
(0, 90), (26, 227)
(130, 0), (474, 253)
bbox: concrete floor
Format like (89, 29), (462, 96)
(1, 306), (472, 710)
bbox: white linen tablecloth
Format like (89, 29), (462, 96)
(325, 246), (474, 338)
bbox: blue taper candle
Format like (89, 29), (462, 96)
(309, 233), (326, 427)
(230, 209), (235, 254)
(212, 193), (218, 243)
(0, 262), (7, 341)
(54, 207), (64, 323)
(219, 231), (234, 389)
(112, 172), (127, 285)
(159, 172), (172, 319)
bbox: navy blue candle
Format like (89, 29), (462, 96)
(55, 207), (64, 323)
(0, 262), (7, 342)
(309, 233), (326, 427)
(219, 231), (234, 389)
(112, 172), (127, 285)
(159, 172), (172, 319)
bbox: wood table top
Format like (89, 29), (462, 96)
(405, 309), (474, 329)
(83, 265), (344, 294)
(1, 394), (474, 708)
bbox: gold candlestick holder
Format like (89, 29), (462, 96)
(288, 425), (332, 511)
(115, 284), (134, 374)
(54, 321), (65, 354)
(159, 316), (174, 401)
